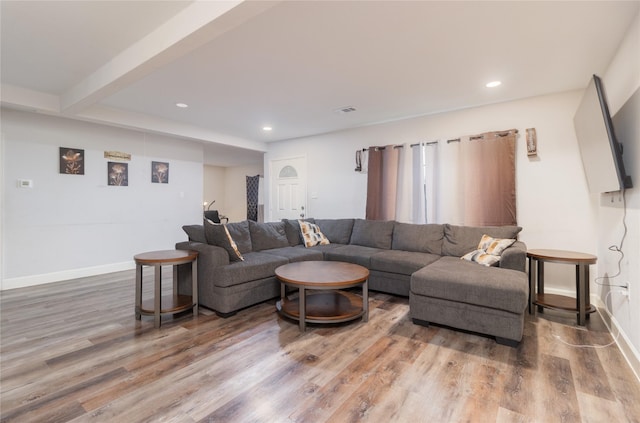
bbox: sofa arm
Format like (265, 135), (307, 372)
(176, 240), (230, 271)
(500, 241), (526, 272)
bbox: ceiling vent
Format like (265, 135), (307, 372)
(335, 106), (357, 114)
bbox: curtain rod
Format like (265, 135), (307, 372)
(409, 141), (439, 147)
(361, 145), (404, 151)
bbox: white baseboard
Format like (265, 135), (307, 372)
(1, 261), (136, 290)
(543, 287), (640, 383)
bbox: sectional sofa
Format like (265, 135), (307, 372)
(176, 218), (528, 346)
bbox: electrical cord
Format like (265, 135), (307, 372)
(552, 289), (621, 349)
(594, 189), (628, 289)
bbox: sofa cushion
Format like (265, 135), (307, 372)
(324, 244), (385, 267)
(371, 250), (441, 275)
(260, 246), (324, 262)
(282, 218), (315, 246)
(203, 220), (244, 262)
(410, 256), (528, 314)
(214, 252), (289, 288)
(392, 222), (443, 254)
(315, 219), (355, 244)
(442, 224), (522, 257)
(225, 220), (252, 254)
(249, 221), (289, 251)
(299, 220), (330, 247)
(182, 224), (206, 243)
(350, 219), (394, 249)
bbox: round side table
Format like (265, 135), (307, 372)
(527, 249), (597, 325)
(134, 250), (198, 328)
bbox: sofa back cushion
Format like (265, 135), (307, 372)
(182, 224), (206, 243)
(282, 218), (315, 246)
(349, 219), (394, 249)
(315, 219), (355, 244)
(225, 220), (253, 253)
(392, 223), (444, 254)
(249, 221), (289, 251)
(203, 220), (245, 261)
(442, 224), (522, 257)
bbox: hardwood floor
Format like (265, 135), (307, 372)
(1, 270), (639, 422)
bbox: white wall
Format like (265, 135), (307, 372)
(266, 90), (597, 273)
(1, 109), (204, 289)
(203, 164), (226, 219)
(224, 164), (263, 222)
(598, 11), (640, 364)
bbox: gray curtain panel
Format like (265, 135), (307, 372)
(246, 175), (260, 221)
(366, 145), (400, 220)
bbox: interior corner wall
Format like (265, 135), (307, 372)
(223, 164), (263, 222)
(265, 91), (598, 279)
(0, 108), (204, 290)
(203, 164), (226, 221)
(598, 11), (640, 361)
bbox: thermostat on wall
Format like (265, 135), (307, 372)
(17, 179), (33, 188)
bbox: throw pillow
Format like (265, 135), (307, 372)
(203, 219), (244, 261)
(182, 224), (206, 243)
(477, 234), (516, 256)
(299, 220), (330, 247)
(461, 249), (500, 267)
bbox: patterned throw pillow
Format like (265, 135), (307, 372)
(299, 220), (330, 247)
(203, 219), (244, 262)
(461, 249), (501, 267)
(477, 234), (516, 256)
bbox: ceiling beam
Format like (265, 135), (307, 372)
(60, 0), (280, 115)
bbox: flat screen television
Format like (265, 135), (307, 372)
(573, 74), (633, 193)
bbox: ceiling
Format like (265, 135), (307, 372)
(2, 1), (639, 166)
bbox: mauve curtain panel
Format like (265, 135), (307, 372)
(366, 146), (400, 220)
(462, 130), (517, 226)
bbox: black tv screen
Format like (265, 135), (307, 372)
(573, 74), (633, 193)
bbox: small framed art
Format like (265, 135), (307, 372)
(151, 161), (169, 183)
(60, 147), (85, 175)
(108, 162), (128, 186)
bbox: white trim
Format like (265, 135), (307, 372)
(543, 287), (640, 383)
(1, 261), (135, 291)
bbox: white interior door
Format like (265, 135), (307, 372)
(270, 156), (307, 221)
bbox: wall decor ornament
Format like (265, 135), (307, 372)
(526, 128), (537, 157)
(60, 147), (85, 175)
(151, 161), (169, 183)
(108, 162), (128, 186)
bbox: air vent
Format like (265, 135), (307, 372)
(334, 106), (357, 114)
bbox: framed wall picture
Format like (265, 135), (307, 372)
(60, 147), (85, 175)
(151, 161), (169, 183)
(526, 128), (538, 156)
(108, 162), (128, 186)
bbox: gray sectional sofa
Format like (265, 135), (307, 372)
(176, 218), (528, 346)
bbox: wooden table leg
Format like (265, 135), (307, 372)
(528, 256), (535, 314)
(299, 286), (306, 332)
(363, 279), (369, 322)
(577, 264), (586, 326)
(537, 260), (545, 313)
(192, 258), (198, 318)
(135, 264), (142, 320)
(154, 264), (161, 328)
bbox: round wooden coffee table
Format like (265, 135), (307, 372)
(275, 261), (369, 332)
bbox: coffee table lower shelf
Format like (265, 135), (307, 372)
(276, 290), (364, 325)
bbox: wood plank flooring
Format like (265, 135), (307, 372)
(1, 270), (639, 422)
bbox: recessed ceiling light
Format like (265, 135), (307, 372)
(175, 102), (189, 108)
(485, 81), (502, 88)
(262, 126), (273, 131)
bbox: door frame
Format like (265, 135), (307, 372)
(268, 155), (307, 222)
